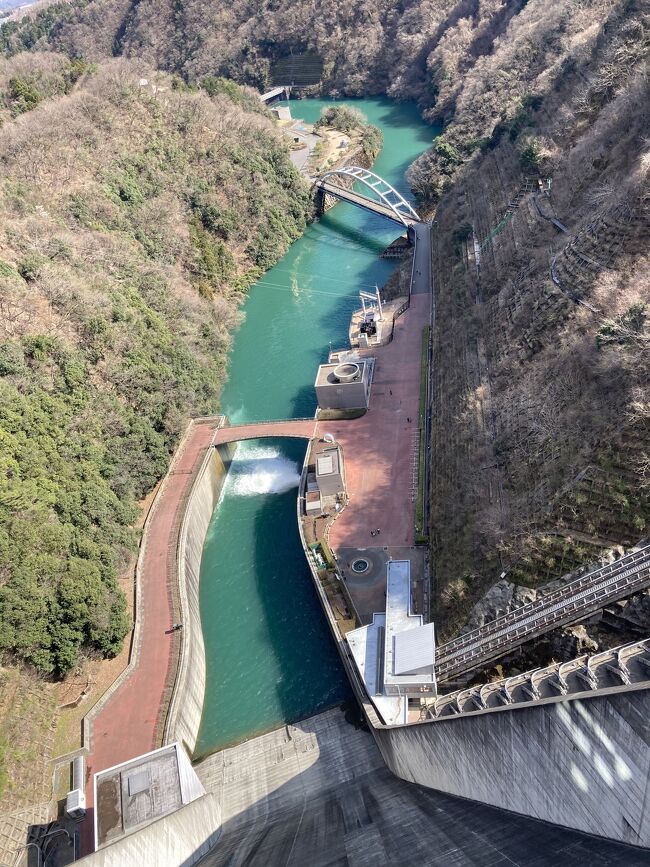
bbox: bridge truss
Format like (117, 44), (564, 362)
(317, 166), (421, 227)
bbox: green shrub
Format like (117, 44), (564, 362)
(6, 76), (42, 115)
(190, 218), (235, 288)
(596, 302), (646, 347)
(361, 124), (383, 159)
(200, 75), (266, 115)
(518, 136), (542, 169)
(434, 137), (461, 164)
(0, 343), (25, 376)
(17, 253), (46, 282)
(315, 104), (366, 133)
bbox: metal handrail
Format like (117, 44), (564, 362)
(217, 416), (316, 429)
(436, 545), (650, 680)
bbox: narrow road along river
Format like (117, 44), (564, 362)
(196, 98), (434, 756)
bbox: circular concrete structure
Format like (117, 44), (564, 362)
(333, 362), (360, 382)
(351, 558), (370, 574)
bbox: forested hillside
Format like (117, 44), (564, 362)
(0, 0), (506, 97)
(415, 0), (650, 635)
(0, 56), (310, 674)
(0, 0), (648, 707)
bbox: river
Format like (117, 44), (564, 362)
(195, 97), (434, 757)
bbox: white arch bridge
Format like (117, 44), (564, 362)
(314, 166), (422, 228)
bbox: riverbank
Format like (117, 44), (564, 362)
(195, 98), (434, 756)
(71, 98), (434, 854)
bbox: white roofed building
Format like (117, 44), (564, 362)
(383, 560), (436, 697)
(346, 560), (436, 726)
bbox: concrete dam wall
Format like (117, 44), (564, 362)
(373, 687), (650, 849)
(164, 444), (233, 755)
(293, 435), (650, 851)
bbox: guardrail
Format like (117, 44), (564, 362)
(425, 637), (650, 722)
(436, 544), (650, 680)
(217, 416), (316, 428)
(408, 221), (418, 299)
(394, 299), (410, 319)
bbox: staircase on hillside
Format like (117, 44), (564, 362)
(479, 177), (535, 251)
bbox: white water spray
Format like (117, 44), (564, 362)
(227, 442), (301, 496)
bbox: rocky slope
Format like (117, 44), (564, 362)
(422, 0), (649, 636)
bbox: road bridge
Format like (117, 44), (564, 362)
(259, 86), (288, 103)
(436, 544), (650, 681)
(314, 166), (422, 228)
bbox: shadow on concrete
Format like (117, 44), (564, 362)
(188, 707), (650, 867)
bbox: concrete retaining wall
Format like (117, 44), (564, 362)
(373, 688), (650, 848)
(165, 446), (231, 756)
(77, 793), (222, 866)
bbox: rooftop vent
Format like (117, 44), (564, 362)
(127, 770), (150, 797)
(333, 362), (360, 383)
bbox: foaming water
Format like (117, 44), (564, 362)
(226, 443), (300, 497)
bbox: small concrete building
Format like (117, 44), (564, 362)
(347, 560), (436, 724)
(271, 105), (292, 121)
(305, 473), (322, 513)
(93, 743), (206, 850)
(346, 613), (407, 726)
(383, 560), (436, 697)
(315, 447), (344, 497)
(315, 360), (372, 410)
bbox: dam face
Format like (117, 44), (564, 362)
(374, 689), (650, 849)
(195, 708), (647, 866)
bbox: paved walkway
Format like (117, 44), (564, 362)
(214, 418), (317, 445)
(80, 417), (222, 853)
(323, 292), (429, 550)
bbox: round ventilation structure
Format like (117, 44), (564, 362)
(333, 362), (360, 383)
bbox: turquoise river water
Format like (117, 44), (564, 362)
(196, 98), (434, 756)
